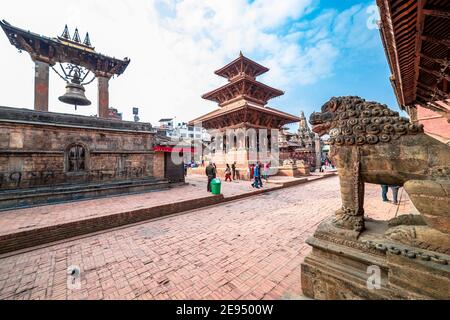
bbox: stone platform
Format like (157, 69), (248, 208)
(301, 218), (450, 299)
(0, 178), (170, 211)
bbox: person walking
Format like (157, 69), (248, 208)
(205, 162), (216, 192)
(251, 163), (260, 188)
(263, 162), (270, 181)
(391, 185), (401, 204)
(381, 185), (401, 204)
(257, 162), (263, 188)
(249, 164), (255, 180)
(225, 164), (232, 182)
(231, 162), (237, 180)
(252, 162), (263, 188)
(381, 185), (390, 202)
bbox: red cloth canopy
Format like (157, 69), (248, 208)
(153, 146), (196, 153)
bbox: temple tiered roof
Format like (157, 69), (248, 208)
(201, 74), (284, 107)
(214, 52), (270, 79)
(202, 53), (284, 107)
(190, 53), (299, 129)
(190, 102), (300, 130)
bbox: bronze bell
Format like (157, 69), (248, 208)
(59, 79), (91, 108)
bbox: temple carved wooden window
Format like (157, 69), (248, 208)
(67, 144), (86, 172)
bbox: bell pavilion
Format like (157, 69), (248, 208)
(190, 53), (300, 177)
(0, 20), (184, 210)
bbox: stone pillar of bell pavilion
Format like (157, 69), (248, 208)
(97, 75), (110, 118)
(34, 60), (50, 112)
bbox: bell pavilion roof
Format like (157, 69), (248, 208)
(0, 20), (130, 78)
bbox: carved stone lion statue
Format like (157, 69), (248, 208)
(309, 96), (450, 234)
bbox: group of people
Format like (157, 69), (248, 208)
(206, 161), (404, 203)
(224, 162), (237, 182)
(249, 162), (270, 189)
(319, 157), (335, 172)
(205, 162), (237, 193)
(204, 161), (271, 192)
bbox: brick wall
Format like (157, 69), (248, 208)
(153, 152), (165, 179)
(0, 110), (156, 190)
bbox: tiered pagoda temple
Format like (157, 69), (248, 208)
(190, 53), (300, 177)
(279, 111), (322, 170)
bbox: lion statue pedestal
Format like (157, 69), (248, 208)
(301, 96), (450, 300)
(277, 159), (310, 177)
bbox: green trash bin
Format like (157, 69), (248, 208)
(211, 178), (222, 195)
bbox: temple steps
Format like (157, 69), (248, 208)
(0, 178), (172, 211)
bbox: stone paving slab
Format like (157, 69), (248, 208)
(0, 177), (412, 300)
(0, 173), (335, 254)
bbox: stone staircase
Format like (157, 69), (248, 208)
(0, 178), (171, 211)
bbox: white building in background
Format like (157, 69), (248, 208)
(155, 119), (212, 164)
(158, 118), (174, 134)
(172, 122), (211, 142)
(156, 119), (210, 141)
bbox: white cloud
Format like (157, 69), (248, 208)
(0, 0), (375, 125)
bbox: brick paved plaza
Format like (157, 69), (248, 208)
(0, 177), (411, 300)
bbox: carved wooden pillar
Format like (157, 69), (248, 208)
(97, 76), (110, 118)
(34, 60), (49, 112)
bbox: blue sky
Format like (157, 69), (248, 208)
(266, 0), (401, 129)
(0, 0), (402, 128)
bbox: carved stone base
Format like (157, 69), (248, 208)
(333, 208), (365, 233)
(276, 164), (310, 177)
(301, 219), (450, 299)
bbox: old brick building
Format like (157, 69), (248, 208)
(0, 106), (171, 210)
(0, 21), (184, 210)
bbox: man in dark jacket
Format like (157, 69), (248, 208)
(231, 162), (237, 180)
(205, 162), (216, 192)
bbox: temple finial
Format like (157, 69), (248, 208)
(83, 32), (91, 47)
(239, 50), (243, 57)
(61, 25), (70, 39)
(72, 28), (81, 43)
